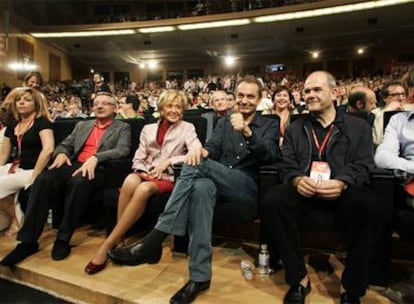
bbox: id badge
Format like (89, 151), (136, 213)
(7, 158), (21, 174)
(310, 161), (331, 184)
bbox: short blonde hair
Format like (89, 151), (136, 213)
(157, 90), (188, 111)
(9, 88), (51, 121)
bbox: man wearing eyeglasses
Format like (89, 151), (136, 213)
(372, 80), (413, 146)
(1, 92), (131, 266)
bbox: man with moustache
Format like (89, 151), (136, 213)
(262, 71), (387, 304)
(109, 76), (280, 304)
(1, 92), (131, 266)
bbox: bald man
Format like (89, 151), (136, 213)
(262, 71), (388, 304)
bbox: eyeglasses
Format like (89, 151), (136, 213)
(388, 92), (406, 98)
(93, 101), (116, 107)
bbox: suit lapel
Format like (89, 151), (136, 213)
(98, 120), (116, 150)
(76, 120), (95, 152)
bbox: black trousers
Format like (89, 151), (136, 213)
(262, 184), (387, 297)
(17, 162), (104, 243)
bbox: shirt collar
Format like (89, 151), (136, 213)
(95, 119), (113, 130)
(309, 110), (342, 129)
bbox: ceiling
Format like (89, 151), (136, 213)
(10, 1), (414, 72)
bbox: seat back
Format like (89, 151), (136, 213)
(53, 118), (83, 145)
(121, 119), (146, 157)
(383, 110), (402, 133)
(183, 116), (207, 144)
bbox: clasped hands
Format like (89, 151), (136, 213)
(293, 176), (346, 200)
(49, 153), (98, 180)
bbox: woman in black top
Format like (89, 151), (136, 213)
(0, 88), (54, 236)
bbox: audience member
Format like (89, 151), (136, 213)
(85, 90), (202, 275)
(23, 71), (43, 90)
(0, 92), (131, 266)
(210, 90), (231, 117)
(291, 89), (307, 114)
(91, 72), (111, 100)
(0, 88), (54, 236)
(374, 71), (414, 301)
(337, 86), (376, 126)
(63, 97), (88, 119)
(202, 90), (232, 140)
(107, 76), (280, 304)
(116, 95), (144, 119)
(257, 89), (273, 111)
(262, 71), (387, 304)
(227, 91), (236, 109)
(372, 80), (412, 145)
(401, 68), (414, 104)
(262, 85), (292, 145)
(1, 83), (11, 100)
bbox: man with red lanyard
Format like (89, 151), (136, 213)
(1, 92), (131, 266)
(261, 71), (388, 304)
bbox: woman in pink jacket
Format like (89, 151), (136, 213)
(85, 90), (202, 274)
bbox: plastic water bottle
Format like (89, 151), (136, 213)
(240, 260), (254, 280)
(258, 244), (270, 278)
(47, 209), (53, 225)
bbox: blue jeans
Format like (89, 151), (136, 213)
(155, 158), (257, 282)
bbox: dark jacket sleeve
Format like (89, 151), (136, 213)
(335, 120), (374, 187)
(247, 118), (280, 165)
(281, 123), (309, 184)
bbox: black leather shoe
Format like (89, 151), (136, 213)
(340, 292), (361, 304)
(107, 236), (162, 266)
(51, 240), (71, 261)
(0, 242), (39, 267)
(170, 280), (210, 304)
(284, 281), (311, 304)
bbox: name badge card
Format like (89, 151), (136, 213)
(310, 161), (331, 183)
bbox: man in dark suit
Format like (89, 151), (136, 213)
(1, 92), (131, 266)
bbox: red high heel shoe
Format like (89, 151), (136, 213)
(84, 259), (108, 275)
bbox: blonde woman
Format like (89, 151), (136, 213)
(85, 90), (202, 275)
(0, 88), (54, 235)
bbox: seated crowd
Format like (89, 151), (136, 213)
(0, 68), (413, 304)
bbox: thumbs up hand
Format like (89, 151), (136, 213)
(230, 112), (245, 132)
(230, 108), (253, 137)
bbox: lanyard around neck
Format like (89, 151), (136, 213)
(311, 124), (334, 160)
(14, 118), (35, 157)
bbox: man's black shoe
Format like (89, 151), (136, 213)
(170, 280), (210, 304)
(284, 281), (311, 304)
(51, 239), (71, 261)
(340, 292), (361, 304)
(107, 236), (162, 266)
(0, 242), (39, 267)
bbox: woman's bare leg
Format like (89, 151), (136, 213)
(117, 174), (143, 221)
(0, 195), (18, 236)
(90, 181), (159, 265)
